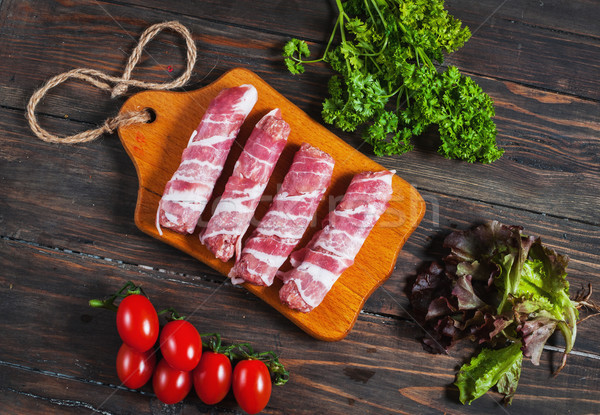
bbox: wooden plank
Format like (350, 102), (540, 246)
(446, 0), (600, 41)
(3, 0), (600, 121)
(376, 75), (600, 226)
(1, 240), (599, 414)
(0, 109), (600, 324)
(0, 111), (217, 279)
(445, 4), (600, 101)
(1, 1), (599, 226)
(98, 0), (600, 101)
(1, 103), (599, 321)
(103, 0), (337, 43)
(0, 363), (165, 415)
(0, 0), (330, 119)
(105, 0), (600, 41)
(2, 88), (599, 267)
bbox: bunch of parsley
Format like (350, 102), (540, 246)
(283, 0), (503, 163)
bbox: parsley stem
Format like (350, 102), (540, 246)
(369, 0), (387, 28)
(356, 36), (389, 57)
(363, 0), (377, 25)
(380, 84), (403, 99)
(335, 0), (347, 43)
(334, 0), (352, 75)
(324, 13), (343, 60)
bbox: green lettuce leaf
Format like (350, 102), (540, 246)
(517, 246), (573, 320)
(495, 349), (522, 405)
(513, 241), (578, 365)
(455, 342), (523, 405)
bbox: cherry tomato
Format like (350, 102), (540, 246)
(159, 320), (202, 371)
(116, 294), (159, 352)
(193, 351), (232, 405)
(232, 360), (272, 415)
(152, 358), (192, 405)
(116, 343), (156, 389)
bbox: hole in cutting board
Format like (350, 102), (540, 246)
(143, 107), (157, 123)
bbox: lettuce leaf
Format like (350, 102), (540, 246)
(456, 342), (523, 405)
(514, 242), (578, 367)
(410, 220), (582, 404)
(517, 313), (557, 365)
(494, 348), (523, 405)
(444, 220), (536, 313)
(517, 243), (574, 321)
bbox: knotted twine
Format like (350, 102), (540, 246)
(26, 21), (197, 144)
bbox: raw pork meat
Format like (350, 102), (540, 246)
(279, 170), (394, 312)
(229, 143), (334, 286)
(156, 84), (258, 235)
(201, 108), (290, 261)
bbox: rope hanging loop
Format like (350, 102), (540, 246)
(26, 20), (198, 144)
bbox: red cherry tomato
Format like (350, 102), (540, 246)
(193, 351), (232, 405)
(232, 360), (272, 415)
(152, 358), (192, 405)
(116, 343), (156, 389)
(116, 294), (159, 352)
(159, 320), (202, 371)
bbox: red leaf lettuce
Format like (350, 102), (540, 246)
(409, 221), (580, 404)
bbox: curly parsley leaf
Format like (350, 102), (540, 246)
(283, 38), (311, 74)
(282, 0), (503, 163)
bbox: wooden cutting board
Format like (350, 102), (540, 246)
(117, 68), (425, 341)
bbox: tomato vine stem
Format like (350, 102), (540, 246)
(200, 333), (289, 386)
(88, 280), (145, 312)
(157, 307), (185, 321)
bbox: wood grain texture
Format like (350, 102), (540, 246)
(1, 0), (598, 226)
(114, 0), (600, 40)
(447, 0), (600, 38)
(1, 100), (599, 331)
(1, 240), (599, 415)
(2, 0), (600, 412)
(117, 68), (426, 341)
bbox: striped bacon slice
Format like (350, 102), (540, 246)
(229, 143), (334, 286)
(201, 108), (290, 262)
(279, 170), (395, 312)
(156, 84), (258, 235)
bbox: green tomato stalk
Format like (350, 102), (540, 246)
(201, 333), (290, 386)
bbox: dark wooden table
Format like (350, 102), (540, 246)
(1, 1), (599, 414)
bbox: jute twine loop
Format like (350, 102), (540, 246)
(26, 21), (197, 144)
